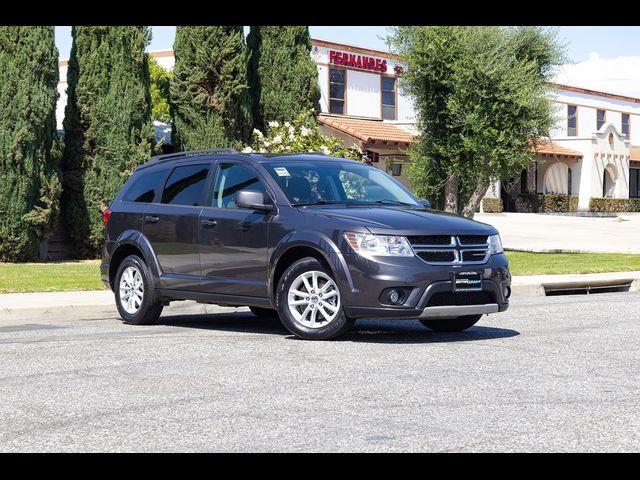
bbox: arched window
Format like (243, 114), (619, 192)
(544, 162), (569, 194)
(603, 164), (617, 198)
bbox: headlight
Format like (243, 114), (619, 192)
(344, 232), (414, 257)
(488, 234), (503, 254)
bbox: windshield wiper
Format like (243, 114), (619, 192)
(370, 199), (417, 206)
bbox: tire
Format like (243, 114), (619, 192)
(114, 254), (163, 325)
(275, 257), (354, 340)
(419, 315), (482, 332)
(249, 306), (278, 318)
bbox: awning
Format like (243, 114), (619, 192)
(318, 114), (414, 147)
(630, 145), (640, 161)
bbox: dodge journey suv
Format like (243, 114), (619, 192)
(101, 149), (511, 340)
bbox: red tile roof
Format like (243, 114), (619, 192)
(531, 139), (583, 159)
(318, 114), (414, 146)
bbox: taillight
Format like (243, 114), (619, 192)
(103, 208), (112, 226)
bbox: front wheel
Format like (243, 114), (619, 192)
(419, 315), (482, 332)
(276, 257), (354, 340)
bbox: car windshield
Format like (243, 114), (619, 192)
(264, 160), (420, 207)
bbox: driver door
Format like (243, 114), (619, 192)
(197, 162), (272, 297)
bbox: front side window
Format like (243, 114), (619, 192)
(597, 109), (606, 130)
(622, 113), (630, 139)
(381, 76), (397, 120)
(123, 169), (167, 203)
(329, 68), (346, 115)
(567, 105), (577, 136)
(265, 161), (419, 207)
(212, 163), (267, 209)
(161, 164), (210, 206)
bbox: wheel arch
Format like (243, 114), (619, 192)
(269, 232), (355, 304)
(108, 231), (162, 290)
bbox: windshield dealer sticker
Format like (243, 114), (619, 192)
(274, 167), (290, 177)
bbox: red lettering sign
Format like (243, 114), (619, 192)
(328, 49), (389, 73)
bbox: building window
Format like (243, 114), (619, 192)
(597, 109), (606, 130)
(389, 163), (402, 176)
(567, 105), (577, 136)
(381, 76), (397, 120)
(329, 68), (346, 115)
(630, 168), (640, 198)
(622, 113), (630, 139)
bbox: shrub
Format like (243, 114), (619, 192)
(542, 194), (578, 213)
(589, 198), (640, 212)
(482, 197), (503, 213)
(514, 193), (543, 213)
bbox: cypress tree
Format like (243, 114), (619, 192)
(170, 26), (252, 150)
(247, 26), (320, 131)
(62, 26), (154, 257)
(0, 26), (61, 261)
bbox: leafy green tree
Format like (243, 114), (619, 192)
(149, 55), (172, 123)
(62, 26), (154, 257)
(170, 26), (252, 150)
(0, 26), (61, 261)
(247, 26), (320, 131)
(388, 26), (565, 217)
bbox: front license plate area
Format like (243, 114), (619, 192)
(452, 270), (483, 292)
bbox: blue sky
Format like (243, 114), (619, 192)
(53, 26), (640, 97)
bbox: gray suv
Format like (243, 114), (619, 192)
(101, 149), (511, 340)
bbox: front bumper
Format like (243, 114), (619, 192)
(340, 252), (510, 320)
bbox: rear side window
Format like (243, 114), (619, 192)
(161, 164), (210, 206)
(123, 169), (168, 203)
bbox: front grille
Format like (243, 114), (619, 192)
(411, 234), (489, 265)
(427, 291), (494, 307)
(407, 235), (452, 246)
(417, 251), (456, 263)
(458, 235), (489, 245)
(462, 250), (488, 262)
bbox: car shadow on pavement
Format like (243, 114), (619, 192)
(347, 320), (520, 344)
(156, 312), (519, 344)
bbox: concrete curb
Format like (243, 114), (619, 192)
(1, 271), (640, 320)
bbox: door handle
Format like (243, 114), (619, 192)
(144, 215), (159, 223)
(200, 219), (218, 228)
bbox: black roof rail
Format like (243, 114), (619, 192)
(148, 148), (239, 164)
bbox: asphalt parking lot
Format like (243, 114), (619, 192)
(1, 291), (639, 452)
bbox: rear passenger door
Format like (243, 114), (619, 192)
(143, 162), (211, 291)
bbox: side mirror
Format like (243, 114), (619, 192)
(419, 199), (431, 209)
(236, 189), (272, 212)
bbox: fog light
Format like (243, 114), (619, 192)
(389, 290), (401, 304)
(504, 286), (511, 299)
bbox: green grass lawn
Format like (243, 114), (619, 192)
(505, 250), (640, 276)
(1, 252), (640, 294)
(0, 260), (104, 293)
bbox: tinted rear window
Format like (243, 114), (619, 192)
(123, 169), (168, 203)
(161, 164), (210, 206)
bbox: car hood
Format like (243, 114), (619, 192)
(298, 206), (498, 236)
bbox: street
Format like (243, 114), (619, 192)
(1, 292), (639, 452)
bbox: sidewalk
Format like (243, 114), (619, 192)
(475, 213), (640, 253)
(2, 270), (639, 320)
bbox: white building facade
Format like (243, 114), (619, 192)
(55, 40), (640, 210)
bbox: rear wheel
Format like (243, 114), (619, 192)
(276, 257), (354, 340)
(419, 315), (482, 332)
(114, 255), (163, 325)
(249, 306), (278, 318)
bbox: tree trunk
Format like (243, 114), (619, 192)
(444, 174), (459, 213)
(462, 180), (491, 219)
